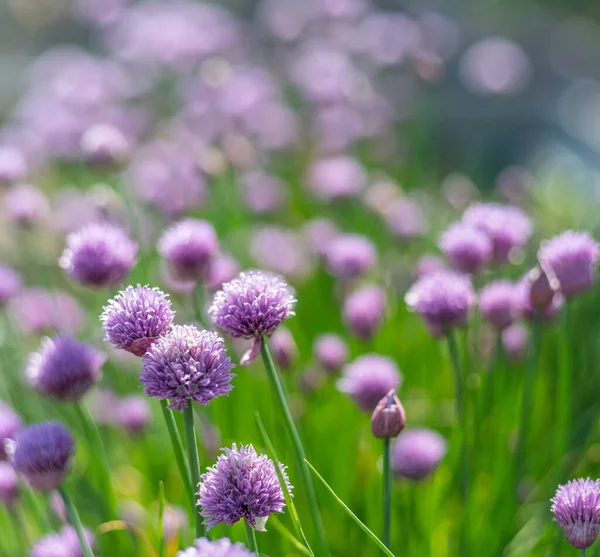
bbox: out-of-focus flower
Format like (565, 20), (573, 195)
(390, 428), (447, 480)
(101, 285), (175, 356)
(31, 526), (95, 557)
(479, 280), (518, 330)
(439, 222), (492, 275)
(240, 171), (287, 215)
(527, 266), (559, 312)
(60, 223), (137, 289)
(413, 254), (446, 279)
(0, 402), (21, 460)
(307, 156), (366, 201)
(158, 219), (219, 282)
(27, 336), (105, 402)
(0, 146), (27, 185)
(81, 123), (131, 166)
(343, 285), (386, 341)
(0, 264), (21, 305)
(198, 444), (289, 531)
(115, 396), (151, 435)
(0, 462), (18, 507)
(4, 184), (49, 227)
(405, 270), (476, 337)
(177, 537), (253, 557)
(269, 328), (298, 371)
(441, 173), (478, 210)
(314, 333), (348, 374)
(324, 234), (376, 279)
(539, 231), (599, 299)
(338, 354), (401, 412)
(496, 166), (532, 203)
(163, 505), (188, 541)
(12, 422), (74, 491)
(551, 478), (600, 549)
(502, 323), (528, 362)
(74, 0), (130, 27)
(371, 390), (406, 439)
(89, 389), (119, 426)
(140, 325), (235, 411)
(204, 254), (239, 293)
(382, 198), (428, 240)
(299, 368), (326, 394)
(517, 276), (564, 323)
(302, 218), (339, 257)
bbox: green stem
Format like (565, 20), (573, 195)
(260, 339), (328, 556)
(159, 400), (194, 502)
(157, 481), (165, 557)
(382, 438), (391, 551)
(192, 283), (208, 329)
(581, 550), (587, 557)
(245, 521), (260, 556)
(58, 486), (95, 557)
(555, 303), (571, 467)
(183, 403), (203, 538)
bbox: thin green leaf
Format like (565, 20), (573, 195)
(269, 517), (313, 557)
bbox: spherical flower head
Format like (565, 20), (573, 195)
(101, 285), (175, 356)
(338, 354), (402, 412)
(314, 333), (348, 374)
(81, 123), (131, 166)
(4, 183), (49, 227)
(478, 280), (518, 330)
(439, 222), (492, 275)
(343, 285), (386, 341)
(27, 336), (105, 402)
(0, 264), (21, 304)
(178, 537), (253, 557)
(140, 325), (235, 411)
(0, 146), (27, 185)
(324, 234), (376, 279)
(116, 395), (151, 435)
(0, 461), (18, 507)
(502, 323), (528, 362)
(307, 155), (366, 201)
(60, 222), (138, 288)
(0, 402), (21, 460)
(539, 231), (600, 298)
(462, 202), (533, 263)
(198, 444), (290, 531)
(209, 270), (296, 340)
(269, 327), (298, 371)
(405, 270), (476, 337)
(12, 422), (74, 491)
(391, 428), (447, 480)
(551, 478), (600, 549)
(158, 219), (219, 282)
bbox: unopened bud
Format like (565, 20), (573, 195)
(528, 265), (558, 311)
(371, 390), (406, 439)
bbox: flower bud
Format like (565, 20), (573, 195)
(371, 390), (406, 439)
(527, 265), (558, 311)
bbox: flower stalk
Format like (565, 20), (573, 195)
(183, 403), (204, 538)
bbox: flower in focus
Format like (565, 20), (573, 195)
(60, 222), (138, 288)
(343, 285), (386, 341)
(177, 537), (253, 557)
(0, 462), (18, 507)
(371, 390), (406, 439)
(338, 354), (401, 412)
(198, 444), (290, 531)
(0, 264), (21, 305)
(439, 222), (492, 275)
(116, 396), (151, 435)
(313, 333), (348, 374)
(539, 231), (599, 299)
(324, 234), (376, 279)
(101, 285), (174, 357)
(27, 336), (105, 402)
(478, 280), (518, 330)
(12, 422), (74, 491)
(4, 183), (49, 227)
(0, 402), (21, 460)
(391, 428), (447, 480)
(551, 478), (600, 549)
(140, 325), (235, 411)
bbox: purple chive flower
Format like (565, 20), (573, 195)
(302, 218), (339, 257)
(140, 325), (235, 411)
(391, 428), (447, 480)
(337, 354), (401, 412)
(158, 219), (219, 282)
(32, 526), (95, 557)
(101, 285), (175, 357)
(413, 254), (447, 280)
(240, 171), (286, 215)
(343, 285), (386, 341)
(307, 155), (366, 201)
(198, 444), (290, 531)
(209, 271), (296, 364)
(12, 422), (74, 491)
(0, 462), (18, 507)
(27, 336), (105, 402)
(314, 333), (348, 374)
(60, 222), (138, 288)
(551, 478), (600, 549)
(80, 123), (131, 166)
(269, 327), (298, 371)
(324, 234), (376, 279)
(4, 183), (49, 227)
(405, 270), (476, 337)
(539, 231), (600, 299)
(0, 146), (27, 184)
(0, 264), (21, 304)
(479, 280), (518, 330)
(178, 537), (254, 557)
(205, 254), (240, 293)
(382, 198), (428, 240)
(0, 402), (21, 460)
(462, 202), (533, 263)
(116, 396), (151, 435)
(439, 222), (492, 275)
(371, 390), (406, 439)
(517, 275), (564, 323)
(502, 323), (529, 362)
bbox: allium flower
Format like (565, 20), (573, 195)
(32, 526), (95, 557)
(4, 183), (49, 227)
(382, 198), (428, 240)
(240, 171), (286, 215)
(338, 354), (401, 412)
(80, 123), (131, 166)
(158, 219), (219, 282)
(12, 422), (74, 491)
(140, 325), (235, 411)
(0, 402), (21, 460)
(551, 478), (600, 549)
(0, 146), (27, 184)
(371, 390), (406, 439)
(324, 234), (376, 279)
(27, 336), (105, 402)
(0, 461), (18, 507)
(209, 271), (296, 364)
(413, 254), (446, 279)
(198, 444), (289, 531)
(343, 285), (386, 341)
(439, 222), (492, 275)
(307, 155), (366, 201)
(101, 285), (175, 356)
(314, 334), (348, 373)
(478, 280), (518, 330)
(205, 254), (240, 293)
(390, 428), (447, 480)
(539, 231), (600, 298)
(502, 323), (528, 362)
(517, 276), (563, 323)
(405, 270), (476, 337)
(269, 327), (298, 371)
(178, 537), (253, 557)
(302, 218), (338, 257)
(60, 222), (137, 288)
(0, 264), (21, 304)
(116, 396), (151, 435)
(462, 202), (532, 263)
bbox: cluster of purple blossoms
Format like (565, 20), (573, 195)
(198, 444), (289, 531)
(306, 155), (366, 201)
(391, 428), (447, 480)
(343, 285), (386, 341)
(178, 538), (253, 557)
(101, 285), (175, 356)
(478, 280), (519, 330)
(324, 234), (376, 279)
(140, 325), (235, 411)
(439, 222), (492, 275)
(60, 222), (138, 288)
(27, 336), (105, 402)
(0, 402), (21, 460)
(31, 526), (95, 557)
(551, 478), (600, 549)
